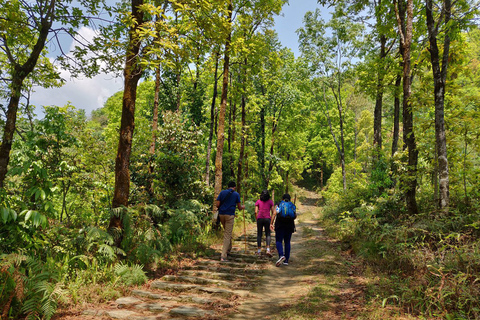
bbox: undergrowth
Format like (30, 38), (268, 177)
(321, 188), (480, 319)
(0, 198), (219, 319)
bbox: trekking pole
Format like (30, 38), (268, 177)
(243, 194), (247, 253)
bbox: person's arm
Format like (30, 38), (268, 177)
(237, 202), (245, 210)
(270, 206), (277, 231)
(215, 200), (220, 208)
(255, 204), (259, 219)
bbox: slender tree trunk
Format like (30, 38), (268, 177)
(395, 0), (418, 214)
(462, 124), (468, 202)
(391, 72), (402, 157)
(320, 83), (345, 190)
(426, 0), (450, 212)
(236, 59), (247, 194)
(148, 66), (161, 196)
(150, 67), (160, 156)
(205, 51), (220, 186)
(110, 0), (145, 244)
(0, 0), (54, 187)
(373, 34), (387, 152)
(284, 154), (290, 194)
(331, 82), (347, 191)
(213, 2), (233, 221)
(260, 104), (266, 188)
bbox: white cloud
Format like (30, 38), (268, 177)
(31, 26), (123, 117)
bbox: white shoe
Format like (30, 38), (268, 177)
(275, 256), (286, 267)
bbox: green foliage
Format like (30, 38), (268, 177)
(0, 254), (64, 320)
(114, 262), (147, 286)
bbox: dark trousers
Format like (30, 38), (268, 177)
(256, 218), (271, 248)
(275, 228), (293, 262)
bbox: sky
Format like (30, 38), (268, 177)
(30, 0), (327, 117)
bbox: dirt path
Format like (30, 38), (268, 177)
(230, 187), (365, 319)
(55, 186), (419, 320)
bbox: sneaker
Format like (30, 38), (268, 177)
(283, 261), (288, 266)
(220, 258), (228, 262)
(266, 250), (272, 257)
(275, 256), (286, 267)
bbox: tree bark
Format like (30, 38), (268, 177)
(110, 0), (145, 243)
(213, 2), (233, 221)
(0, 0), (55, 188)
(391, 72), (401, 157)
(236, 59), (247, 194)
(395, 0), (419, 214)
(373, 34), (387, 151)
(205, 51), (220, 186)
(426, 0), (450, 211)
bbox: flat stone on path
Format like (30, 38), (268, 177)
(115, 296), (143, 307)
(169, 305), (214, 317)
(161, 274), (235, 287)
(131, 289), (175, 300)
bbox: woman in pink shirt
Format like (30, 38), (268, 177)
(255, 190), (275, 257)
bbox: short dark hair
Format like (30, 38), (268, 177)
(228, 181), (236, 188)
(282, 193), (291, 201)
(260, 190), (270, 201)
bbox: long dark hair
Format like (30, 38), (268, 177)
(260, 190), (270, 202)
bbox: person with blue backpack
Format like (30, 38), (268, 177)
(270, 193), (296, 266)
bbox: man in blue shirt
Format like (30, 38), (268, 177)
(215, 181), (245, 262)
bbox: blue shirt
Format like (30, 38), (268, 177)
(216, 188), (241, 215)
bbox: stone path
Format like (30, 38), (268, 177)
(72, 188), (369, 320)
(80, 234), (275, 320)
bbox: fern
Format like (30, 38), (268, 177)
(21, 257), (61, 320)
(114, 262), (147, 286)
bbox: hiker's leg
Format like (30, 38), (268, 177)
(265, 218), (272, 247)
(256, 219), (263, 249)
(275, 228), (285, 258)
(221, 215), (235, 259)
(284, 231), (292, 262)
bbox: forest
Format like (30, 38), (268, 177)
(1, 0), (480, 319)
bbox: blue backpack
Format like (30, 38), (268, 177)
(277, 201), (296, 219)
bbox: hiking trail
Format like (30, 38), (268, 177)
(54, 187), (371, 320)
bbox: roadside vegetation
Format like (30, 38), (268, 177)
(1, 0), (480, 319)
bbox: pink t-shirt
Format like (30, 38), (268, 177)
(255, 199), (274, 219)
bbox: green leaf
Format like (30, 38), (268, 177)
(25, 210), (34, 222)
(1, 207), (8, 223)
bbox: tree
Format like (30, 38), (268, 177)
(394, 0), (419, 214)
(423, 0), (477, 211)
(0, 0), (104, 188)
(298, 8), (364, 191)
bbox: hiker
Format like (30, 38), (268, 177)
(215, 181), (245, 262)
(255, 190), (275, 257)
(270, 193), (296, 266)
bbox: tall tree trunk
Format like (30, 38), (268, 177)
(284, 153), (290, 194)
(236, 59), (247, 194)
(331, 81), (347, 191)
(373, 34), (387, 152)
(426, 0), (450, 212)
(110, 0), (145, 244)
(213, 2), (233, 221)
(0, 0), (54, 188)
(320, 83), (346, 191)
(395, 0), (419, 214)
(259, 104), (266, 188)
(205, 51), (220, 186)
(391, 72), (402, 157)
(148, 66), (161, 196)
